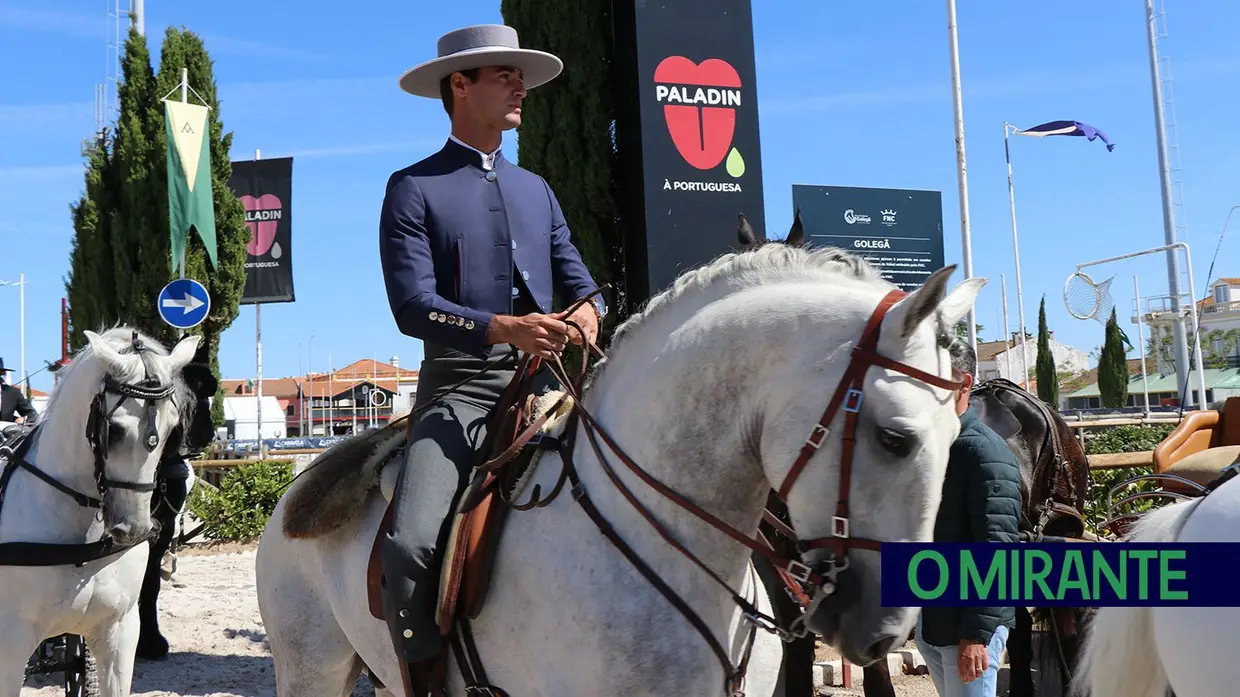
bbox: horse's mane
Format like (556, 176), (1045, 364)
(607, 244), (893, 351)
(40, 325), (194, 434)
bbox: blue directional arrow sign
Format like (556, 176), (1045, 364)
(157, 278), (211, 330)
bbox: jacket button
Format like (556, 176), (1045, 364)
(511, 287), (520, 297)
(429, 312), (439, 321)
(403, 629), (414, 638)
(485, 171), (497, 182)
(522, 270), (530, 281)
(511, 240), (517, 250)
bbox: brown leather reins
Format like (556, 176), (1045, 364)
(459, 287), (965, 696)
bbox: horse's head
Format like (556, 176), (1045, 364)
(79, 329), (200, 544)
(754, 262), (985, 665)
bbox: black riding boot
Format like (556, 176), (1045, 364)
(137, 467), (188, 660)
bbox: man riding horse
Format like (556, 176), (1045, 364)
(377, 23), (607, 692)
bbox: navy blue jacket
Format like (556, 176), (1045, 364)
(379, 138), (599, 359)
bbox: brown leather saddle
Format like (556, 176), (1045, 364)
(363, 356), (566, 695)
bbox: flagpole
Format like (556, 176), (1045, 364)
(1003, 122), (1031, 390)
(946, 0), (977, 358)
(1134, 275), (1151, 415)
(177, 67), (189, 282)
(1002, 273), (1013, 380)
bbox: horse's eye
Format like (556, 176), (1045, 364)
(877, 427), (912, 457)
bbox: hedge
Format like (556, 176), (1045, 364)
(187, 459), (294, 542)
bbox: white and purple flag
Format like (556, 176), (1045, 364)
(1013, 120), (1115, 151)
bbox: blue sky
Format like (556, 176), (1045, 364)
(3, 1), (1240, 392)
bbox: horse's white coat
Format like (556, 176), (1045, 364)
(256, 246), (985, 696)
(1074, 470), (1240, 697)
(0, 329), (198, 697)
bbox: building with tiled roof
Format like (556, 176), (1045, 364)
(222, 356), (419, 437)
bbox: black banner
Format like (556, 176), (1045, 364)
(229, 157), (295, 304)
(614, 0), (766, 309)
(792, 184), (946, 292)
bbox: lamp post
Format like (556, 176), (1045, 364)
(0, 273), (26, 392)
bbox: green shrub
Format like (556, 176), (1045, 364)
(1081, 424), (1176, 534)
(188, 460), (294, 541)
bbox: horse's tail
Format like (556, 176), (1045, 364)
(1072, 499), (1195, 697)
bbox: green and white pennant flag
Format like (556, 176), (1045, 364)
(165, 99), (218, 271)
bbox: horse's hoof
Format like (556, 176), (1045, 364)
(136, 634), (170, 660)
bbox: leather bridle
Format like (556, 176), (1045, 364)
(0, 331), (180, 564)
(455, 287), (966, 696)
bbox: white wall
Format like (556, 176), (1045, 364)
(222, 395), (287, 440)
(978, 340), (1090, 382)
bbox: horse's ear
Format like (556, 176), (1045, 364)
(786, 208), (805, 247)
(737, 213), (763, 249)
(886, 265), (986, 341)
(84, 330), (128, 374)
(937, 276), (988, 331)
(167, 334), (202, 373)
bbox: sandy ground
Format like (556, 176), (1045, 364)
(21, 542), (967, 696)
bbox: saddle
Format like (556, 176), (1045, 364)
(971, 378), (1088, 540)
(363, 356), (574, 692)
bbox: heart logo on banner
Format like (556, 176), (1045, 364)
(653, 56), (743, 171)
(240, 193), (283, 258)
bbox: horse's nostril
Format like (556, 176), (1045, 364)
(108, 522), (133, 540)
(864, 634), (901, 664)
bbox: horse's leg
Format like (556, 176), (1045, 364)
(862, 659), (897, 697)
(84, 606), (141, 697)
(1007, 606), (1034, 697)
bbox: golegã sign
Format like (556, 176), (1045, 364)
(792, 184), (946, 293)
(614, 0), (766, 309)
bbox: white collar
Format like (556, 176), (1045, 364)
(449, 134), (501, 171)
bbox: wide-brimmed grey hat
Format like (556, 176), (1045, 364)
(399, 24), (563, 99)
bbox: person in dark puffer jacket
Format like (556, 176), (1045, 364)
(914, 340), (1022, 697)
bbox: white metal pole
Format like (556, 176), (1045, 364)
(1003, 123), (1031, 390)
(1144, 0), (1191, 404)
(308, 335), (314, 435)
(1182, 244), (1208, 407)
(946, 0), (977, 358)
(19, 272), (25, 393)
(1135, 276), (1151, 414)
(132, 0), (144, 36)
(1002, 273), (1013, 380)
(328, 354), (334, 435)
(254, 147), (265, 457)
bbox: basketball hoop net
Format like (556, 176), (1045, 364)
(1063, 270), (1115, 324)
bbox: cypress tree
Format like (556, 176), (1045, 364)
(499, 0), (626, 341)
(65, 24), (248, 425)
(1035, 296), (1058, 406)
(66, 133), (120, 348)
(1097, 307), (1130, 408)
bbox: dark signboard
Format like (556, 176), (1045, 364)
(613, 0), (766, 309)
(791, 184), (946, 292)
(229, 157), (296, 304)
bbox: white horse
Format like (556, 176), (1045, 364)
(1, 328), (199, 696)
(255, 245), (985, 696)
(1074, 467), (1240, 697)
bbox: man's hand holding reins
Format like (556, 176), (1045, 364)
(553, 303), (599, 349)
(487, 314), (572, 358)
